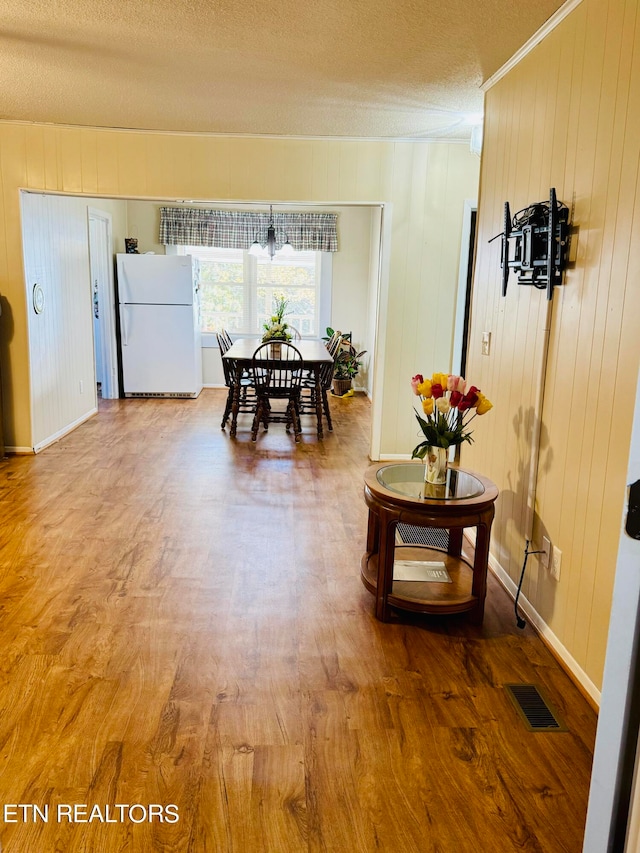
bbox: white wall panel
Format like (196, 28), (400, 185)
(20, 192), (127, 449)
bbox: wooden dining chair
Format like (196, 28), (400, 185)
(298, 329), (342, 433)
(251, 342), (304, 442)
(326, 329), (343, 356)
(216, 332), (257, 430)
(299, 342), (339, 432)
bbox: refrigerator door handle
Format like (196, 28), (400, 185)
(119, 264), (130, 305)
(120, 304), (129, 346)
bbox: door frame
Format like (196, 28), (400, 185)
(87, 208), (119, 399)
(583, 364), (640, 851)
(452, 198), (477, 377)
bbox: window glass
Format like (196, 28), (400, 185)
(198, 251), (245, 333)
(256, 252), (317, 337)
(182, 245), (322, 339)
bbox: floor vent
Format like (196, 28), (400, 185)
(396, 524), (450, 550)
(504, 684), (568, 732)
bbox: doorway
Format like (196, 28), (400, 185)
(452, 199), (478, 378)
(88, 209), (119, 399)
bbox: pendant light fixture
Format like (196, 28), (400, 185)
(248, 206), (295, 260)
(249, 205), (277, 259)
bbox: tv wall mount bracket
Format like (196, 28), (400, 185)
(491, 188), (570, 301)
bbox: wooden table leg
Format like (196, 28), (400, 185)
(375, 509), (396, 622)
(366, 508), (379, 555)
(469, 509), (494, 624)
(448, 527), (463, 558)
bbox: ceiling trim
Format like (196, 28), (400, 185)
(0, 119), (471, 146)
(481, 0), (583, 92)
(20, 188), (386, 208)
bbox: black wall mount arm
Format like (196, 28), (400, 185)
(493, 188), (570, 300)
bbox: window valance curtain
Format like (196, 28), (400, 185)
(159, 207), (338, 252)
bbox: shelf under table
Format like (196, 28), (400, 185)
(361, 544), (477, 614)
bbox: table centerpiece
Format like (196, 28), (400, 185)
(262, 295), (293, 356)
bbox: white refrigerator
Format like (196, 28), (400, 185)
(116, 254), (203, 398)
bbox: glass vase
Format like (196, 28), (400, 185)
(424, 446), (447, 485)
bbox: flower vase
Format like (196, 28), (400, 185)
(270, 342), (282, 358)
(424, 446), (447, 485)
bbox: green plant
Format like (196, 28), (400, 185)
(334, 345), (366, 380)
(262, 295), (292, 342)
(323, 327), (352, 345)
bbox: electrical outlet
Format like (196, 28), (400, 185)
(551, 547), (562, 581)
(481, 331), (491, 356)
(79, 380), (84, 394)
(541, 536), (551, 569)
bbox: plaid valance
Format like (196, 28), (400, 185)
(159, 208), (338, 252)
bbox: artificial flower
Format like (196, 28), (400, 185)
(476, 394), (493, 415)
(410, 372), (493, 456)
(417, 378), (432, 398)
(411, 374), (424, 396)
(262, 295), (293, 342)
(458, 386), (479, 411)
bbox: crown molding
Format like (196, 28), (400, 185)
(0, 119), (470, 145)
(481, 0), (584, 92)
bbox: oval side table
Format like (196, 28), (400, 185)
(361, 462), (499, 623)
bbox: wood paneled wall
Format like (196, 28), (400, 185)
(466, 0), (640, 692)
(0, 125), (479, 451)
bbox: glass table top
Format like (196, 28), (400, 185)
(376, 464), (485, 501)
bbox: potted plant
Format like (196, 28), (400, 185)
(332, 344), (366, 396)
(262, 295), (292, 355)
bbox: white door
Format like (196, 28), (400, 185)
(583, 365), (640, 851)
(88, 210), (119, 399)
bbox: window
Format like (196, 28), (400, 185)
(175, 245), (330, 345)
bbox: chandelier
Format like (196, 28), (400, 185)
(249, 205), (294, 260)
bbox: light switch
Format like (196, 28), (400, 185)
(481, 331), (491, 356)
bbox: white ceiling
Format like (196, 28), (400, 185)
(0, 0), (565, 140)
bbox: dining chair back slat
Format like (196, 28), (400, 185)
(326, 330), (342, 357)
(251, 342), (304, 441)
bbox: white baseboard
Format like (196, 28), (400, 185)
(466, 530), (601, 707)
(4, 446), (35, 455)
(33, 408), (98, 454)
(203, 383), (225, 389)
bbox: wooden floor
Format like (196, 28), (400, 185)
(0, 390), (596, 852)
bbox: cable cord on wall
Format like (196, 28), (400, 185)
(516, 296), (555, 628)
(514, 540), (545, 629)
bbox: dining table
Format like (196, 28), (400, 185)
(222, 338), (333, 439)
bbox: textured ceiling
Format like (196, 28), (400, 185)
(0, 0), (565, 140)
